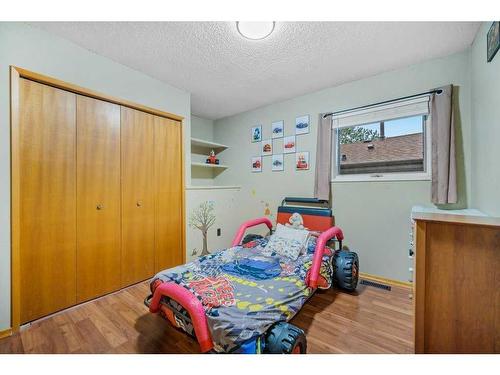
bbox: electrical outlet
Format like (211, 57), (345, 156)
(217, 228), (221, 236)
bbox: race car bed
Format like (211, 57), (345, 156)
(146, 198), (359, 354)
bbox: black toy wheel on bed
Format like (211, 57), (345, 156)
(333, 250), (359, 292)
(265, 322), (307, 354)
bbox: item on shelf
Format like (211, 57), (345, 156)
(205, 149), (220, 165)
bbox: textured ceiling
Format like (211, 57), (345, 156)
(31, 22), (480, 120)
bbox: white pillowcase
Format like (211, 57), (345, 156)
(264, 224), (310, 260)
(274, 223), (309, 243)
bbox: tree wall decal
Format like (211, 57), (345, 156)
(189, 201), (216, 256)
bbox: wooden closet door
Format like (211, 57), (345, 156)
(121, 107), (155, 285)
(154, 118), (184, 271)
(18, 78), (77, 323)
(76, 96), (121, 302)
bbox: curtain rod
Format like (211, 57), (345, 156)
(322, 88), (443, 118)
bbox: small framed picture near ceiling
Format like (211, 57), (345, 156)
(295, 151), (310, 170)
(251, 156), (262, 172)
(272, 154), (284, 171)
(251, 125), (262, 142)
(283, 135), (296, 154)
(271, 120), (284, 139)
(487, 21), (500, 62)
(261, 139), (272, 156)
(295, 115), (310, 135)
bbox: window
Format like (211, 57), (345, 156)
(331, 96), (431, 181)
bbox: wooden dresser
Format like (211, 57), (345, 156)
(412, 209), (500, 353)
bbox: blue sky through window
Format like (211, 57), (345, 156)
(355, 115), (423, 137)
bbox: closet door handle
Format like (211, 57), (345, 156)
(96, 204), (104, 210)
(136, 200), (142, 207)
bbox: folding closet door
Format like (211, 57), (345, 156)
(154, 117), (184, 271)
(18, 78), (77, 324)
(121, 107), (156, 286)
(76, 96), (121, 302)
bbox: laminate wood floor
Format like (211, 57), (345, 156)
(0, 281), (414, 354)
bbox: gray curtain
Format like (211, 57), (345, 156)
(431, 85), (457, 204)
(314, 114), (333, 201)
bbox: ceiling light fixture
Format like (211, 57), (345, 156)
(236, 21), (275, 40)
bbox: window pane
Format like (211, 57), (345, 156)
(337, 115), (424, 175)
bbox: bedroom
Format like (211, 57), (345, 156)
(0, 0), (499, 372)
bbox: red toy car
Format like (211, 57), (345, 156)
(146, 198), (359, 354)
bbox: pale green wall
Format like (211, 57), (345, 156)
(471, 22), (500, 216)
(214, 51), (472, 282)
(191, 115), (214, 141)
(0, 22), (191, 330)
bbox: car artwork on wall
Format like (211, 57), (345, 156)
(295, 151), (310, 170)
(283, 135), (296, 154)
(295, 115), (310, 135)
(251, 125), (262, 142)
(261, 139), (272, 156)
(251, 156), (262, 172)
(271, 120), (284, 139)
(272, 154), (284, 171)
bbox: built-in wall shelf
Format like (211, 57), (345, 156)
(191, 137), (228, 152)
(190, 133), (233, 185)
(191, 162), (229, 169)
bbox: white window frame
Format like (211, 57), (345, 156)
(331, 96), (432, 183)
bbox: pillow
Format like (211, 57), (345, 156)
(276, 223), (311, 255)
(264, 224), (309, 260)
(264, 236), (304, 260)
(274, 223), (309, 243)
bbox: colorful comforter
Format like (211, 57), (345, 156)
(151, 237), (333, 353)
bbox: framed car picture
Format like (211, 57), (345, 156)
(295, 115), (310, 135)
(261, 139), (272, 156)
(271, 120), (284, 139)
(295, 151), (309, 170)
(283, 135), (296, 154)
(251, 156), (262, 172)
(272, 154), (284, 171)
(487, 21), (500, 62)
(251, 125), (262, 142)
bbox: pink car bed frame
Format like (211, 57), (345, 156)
(148, 215), (344, 353)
